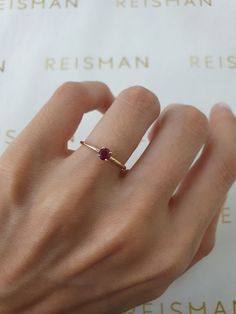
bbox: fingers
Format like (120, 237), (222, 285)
(125, 104), (209, 201)
(171, 103), (236, 255)
(11, 81), (114, 157)
(72, 86), (160, 177)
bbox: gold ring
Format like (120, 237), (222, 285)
(80, 141), (127, 172)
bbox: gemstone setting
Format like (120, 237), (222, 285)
(98, 147), (111, 160)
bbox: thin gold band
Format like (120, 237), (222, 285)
(80, 140), (126, 171)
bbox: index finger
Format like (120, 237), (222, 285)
(2, 81), (114, 159)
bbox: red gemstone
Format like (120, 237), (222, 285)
(98, 147), (111, 160)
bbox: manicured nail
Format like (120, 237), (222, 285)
(214, 102), (233, 112)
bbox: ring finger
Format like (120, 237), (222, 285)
(71, 86), (160, 180)
(124, 104), (209, 202)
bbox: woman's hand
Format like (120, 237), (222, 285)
(0, 82), (235, 314)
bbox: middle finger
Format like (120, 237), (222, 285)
(125, 104), (209, 201)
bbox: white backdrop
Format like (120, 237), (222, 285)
(0, 0), (235, 313)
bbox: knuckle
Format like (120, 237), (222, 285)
(93, 81), (111, 93)
(158, 234), (194, 279)
(173, 248), (189, 275)
(201, 239), (215, 257)
(181, 105), (209, 139)
(154, 239), (190, 281)
(216, 155), (236, 187)
(161, 252), (187, 280)
(55, 81), (78, 95)
(119, 85), (160, 115)
(54, 81), (86, 104)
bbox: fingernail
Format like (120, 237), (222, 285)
(213, 102), (233, 112)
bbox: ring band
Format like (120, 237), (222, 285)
(80, 140), (127, 172)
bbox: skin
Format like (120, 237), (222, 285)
(0, 81), (235, 314)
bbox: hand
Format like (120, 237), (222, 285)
(0, 82), (235, 314)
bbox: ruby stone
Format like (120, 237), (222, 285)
(98, 147), (111, 160)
